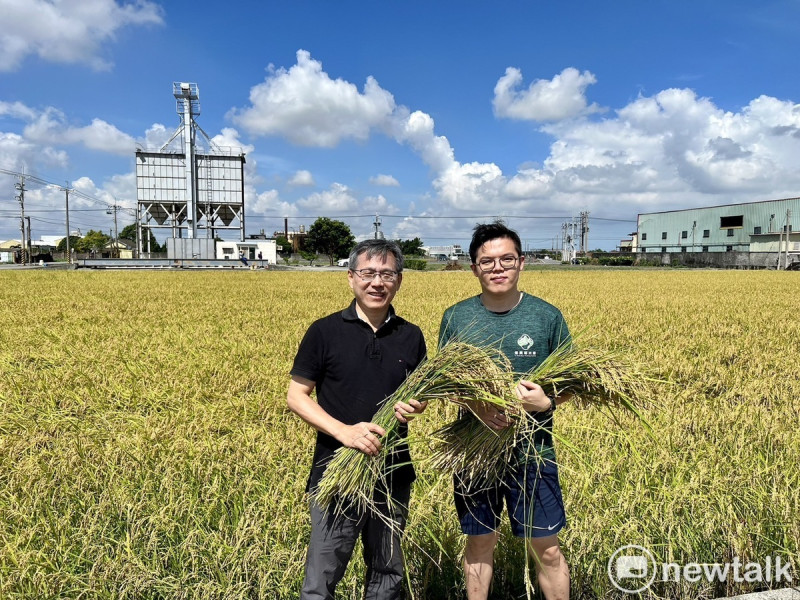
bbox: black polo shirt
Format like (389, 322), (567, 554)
(291, 300), (427, 493)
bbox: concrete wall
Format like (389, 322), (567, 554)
(636, 251), (797, 269)
(167, 238), (216, 260)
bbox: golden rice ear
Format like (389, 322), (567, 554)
(427, 340), (656, 486)
(312, 340), (518, 515)
(313, 333), (655, 517)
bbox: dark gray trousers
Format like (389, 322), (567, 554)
(300, 485), (411, 600)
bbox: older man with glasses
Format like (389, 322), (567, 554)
(438, 222), (572, 600)
(287, 238), (428, 600)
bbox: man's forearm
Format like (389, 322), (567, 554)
(287, 386), (345, 441)
(286, 378), (386, 456)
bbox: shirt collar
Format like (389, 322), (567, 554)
(342, 299), (396, 326)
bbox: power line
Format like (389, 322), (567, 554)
(247, 213), (636, 223)
(0, 207), (109, 213)
(28, 216), (67, 226)
(0, 166), (132, 211)
(249, 213), (560, 220)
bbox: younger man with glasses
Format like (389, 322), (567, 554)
(287, 239), (428, 600)
(438, 222), (571, 600)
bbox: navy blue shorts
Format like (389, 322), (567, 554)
(454, 458), (566, 538)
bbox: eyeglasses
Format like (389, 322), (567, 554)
(475, 255), (520, 272)
(351, 268), (399, 282)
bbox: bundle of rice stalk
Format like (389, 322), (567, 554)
(312, 341), (515, 516)
(427, 338), (654, 481)
(523, 340), (654, 418)
(427, 412), (521, 485)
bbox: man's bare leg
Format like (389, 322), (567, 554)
(527, 534), (570, 600)
(464, 532), (499, 600)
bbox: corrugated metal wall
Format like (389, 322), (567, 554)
(637, 198), (800, 253)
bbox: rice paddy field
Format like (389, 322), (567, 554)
(0, 268), (798, 599)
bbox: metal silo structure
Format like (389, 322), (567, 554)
(135, 83), (246, 259)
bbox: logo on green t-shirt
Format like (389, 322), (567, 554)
(517, 333), (534, 350)
(516, 333), (537, 356)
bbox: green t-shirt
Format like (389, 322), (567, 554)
(438, 292), (571, 461)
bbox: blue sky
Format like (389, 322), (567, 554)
(2, 0), (800, 250)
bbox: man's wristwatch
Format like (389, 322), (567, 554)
(548, 395), (557, 413)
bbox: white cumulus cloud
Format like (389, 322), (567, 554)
(361, 194), (399, 214)
(230, 49), (397, 147)
(393, 110), (455, 173)
(224, 53), (800, 238)
(297, 182), (359, 212)
(539, 88), (800, 207)
(0, 0), (164, 71)
(0, 100), (37, 120)
(210, 127), (252, 155)
(369, 174), (399, 187)
(0, 131), (67, 172)
(493, 67), (603, 122)
(18, 106), (135, 155)
(249, 188), (282, 215)
(140, 123), (171, 150)
(288, 170), (316, 186)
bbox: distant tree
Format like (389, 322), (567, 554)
(75, 230), (110, 253)
(119, 224), (136, 241)
(56, 236), (81, 252)
(306, 218), (355, 266)
(300, 250), (318, 266)
(275, 235), (292, 254)
(395, 237), (424, 256)
(119, 224), (165, 252)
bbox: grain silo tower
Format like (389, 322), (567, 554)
(135, 83), (246, 259)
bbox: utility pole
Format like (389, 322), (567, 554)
(15, 176), (26, 264)
(113, 204), (119, 258)
(579, 211), (589, 254)
(373, 213), (383, 239)
(26, 216), (32, 259)
(106, 204), (118, 258)
(64, 186), (72, 264)
(784, 209), (792, 270)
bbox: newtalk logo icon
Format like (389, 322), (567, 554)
(608, 545), (794, 594)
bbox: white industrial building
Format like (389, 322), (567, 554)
(216, 239), (277, 264)
(421, 244), (465, 260)
(636, 197), (798, 268)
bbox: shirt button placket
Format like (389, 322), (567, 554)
(370, 331), (380, 358)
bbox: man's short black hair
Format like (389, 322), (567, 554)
(348, 239), (405, 272)
(469, 221), (523, 263)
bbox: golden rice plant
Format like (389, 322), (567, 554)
(1, 269), (798, 599)
(427, 335), (656, 485)
(312, 341), (514, 516)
